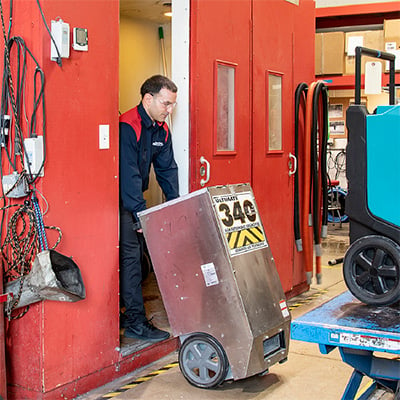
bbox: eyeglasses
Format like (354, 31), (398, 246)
(150, 94), (177, 109)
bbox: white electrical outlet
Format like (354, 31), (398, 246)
(99, 124), (110, 149)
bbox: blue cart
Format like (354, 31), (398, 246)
(291, 291), (400, 399)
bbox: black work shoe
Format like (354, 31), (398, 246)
(124, 320), (170, 342)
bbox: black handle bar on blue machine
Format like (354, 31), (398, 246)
(354, 46), (396, 106)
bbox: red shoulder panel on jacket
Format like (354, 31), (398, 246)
(120, 107), (169, 143)
(119, 107), (142, 141)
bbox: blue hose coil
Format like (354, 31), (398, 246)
(327, 187), (349, 223)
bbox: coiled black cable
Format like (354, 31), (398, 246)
(320, 87), (329, 236)
(0, 7), (47, 185)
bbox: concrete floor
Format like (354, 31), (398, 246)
(77, 224), (397, 400)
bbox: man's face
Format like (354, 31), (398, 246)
(144, 88), (177, 122)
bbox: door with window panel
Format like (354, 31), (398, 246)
(252, 2), (296, 291)
(190, 0), (251, 189)
(190, 0), (314, 294)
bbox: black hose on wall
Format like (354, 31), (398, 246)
(293, 82), (308, 252)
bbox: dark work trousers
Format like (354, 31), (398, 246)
(119, 207), (147, 326)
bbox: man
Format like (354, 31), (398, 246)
(119, 75), (179, 342)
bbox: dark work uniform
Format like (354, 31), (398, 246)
(119, 102), (179, 326)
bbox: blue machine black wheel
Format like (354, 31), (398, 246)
(343, 235), (400, 306)
(178, 333), (229, 388)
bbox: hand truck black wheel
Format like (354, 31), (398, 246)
(343, 235), (400, 306)
(178, 333), (229, 388)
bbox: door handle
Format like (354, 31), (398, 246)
(288, 152), (297, 176)
(199, 156), (210, 187)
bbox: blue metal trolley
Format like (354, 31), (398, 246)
(291, 291), (400, 399)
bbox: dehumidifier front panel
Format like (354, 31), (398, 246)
(366, 105), (400, 227)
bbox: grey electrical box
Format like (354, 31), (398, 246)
(2, 172), (29, 198)
(51, 19), (70, 61)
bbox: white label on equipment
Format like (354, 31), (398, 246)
(201, 263), (219, 287)
(364, 62), (382, 95)
(338, 332), (400, 351)
(279, 300), (290, 318)
(213, 192), (268, 256)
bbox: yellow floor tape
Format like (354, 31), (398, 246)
(98, 362), (179, 399)
(288, 289), (328, 311)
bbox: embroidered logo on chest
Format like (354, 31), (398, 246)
(152, 141), (164, 147)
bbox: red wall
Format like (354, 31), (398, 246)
(3, 1), (120, 397)
(2, 0), (317, 397)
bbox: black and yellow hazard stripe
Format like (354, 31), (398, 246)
(98, 362), (178, 399)
(288, 289), (328, 311)
(226, 226), (265, 250)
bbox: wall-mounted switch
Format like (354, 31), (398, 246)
(99, 124), (110, 150)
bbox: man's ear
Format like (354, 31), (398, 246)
(143, 93), (153, 107)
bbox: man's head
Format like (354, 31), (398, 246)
(141, 75), (178, 123)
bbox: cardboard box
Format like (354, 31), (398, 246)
(328, 97), (350, 138)
(384, 19), (400, 72)
(384, 19), (400, 43)
(315, 31), (345, 75)
(315, 33), (323, 75)
(384, 45), (400, 72)
(345, 30), (384, 75)
(328, 96), (368, 138)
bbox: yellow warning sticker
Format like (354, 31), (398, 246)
(213, 192), (268, 256)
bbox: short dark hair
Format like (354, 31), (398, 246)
(140, 75), (177, 98)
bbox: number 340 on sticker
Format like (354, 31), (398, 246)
(218, 199), (256, 227)
(213, 192), (268, 256)
(213, 192), (260, 230)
